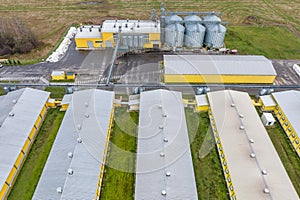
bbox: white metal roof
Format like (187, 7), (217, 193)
(164, 55), (277, 75)
(75, 25), (102, 39)
(135, 89), (198, 200)
(61, 94), (72, 105)
(207, 90), (298, 200)
(101, 20), (160, 34)
(0, 88), (50, 191)
(260, 95), (276, 107)
(51, 71), (65, 76)
(33, 89), (114, 200)
(195, 94), (208, 106)
(272, 90), (300, 135)
(261, 112), (275, 122)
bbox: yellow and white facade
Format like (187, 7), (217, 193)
(75, 20), (161, 50)
(164, 55), (277, 84)
(0, 88), (50, 199)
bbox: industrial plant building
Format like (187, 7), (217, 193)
(33, 89), (114, 200)
(163, 55), (277, 84)
(207, 90), (298, 200)
(272, 90), (300, 157)
(135, 89), (198, 199)
(0, 88), (50, 199)
(75, 20), (161, 49)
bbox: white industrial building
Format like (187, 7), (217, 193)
(207, 90), (298, 200)
(135, 89), (198, 200)
(33, 89), (114, 200)
(0, 88), (50, 199)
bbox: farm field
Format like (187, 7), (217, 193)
(0, 0), (300, 61)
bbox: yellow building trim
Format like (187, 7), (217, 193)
(196, 105), (209, 112)
(208, 109), (237, 200)
(75, 38), (103, 48)
(0, 184), (9, 198)
(51, 75), (65, 81)
(149, 33), (160, 41)
(164, 74), (276, 84)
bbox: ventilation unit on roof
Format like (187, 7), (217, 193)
(77, 124), (82, 130)
(166, 171), (171, 177)
(231, 103), (235, 107)
(240, 125), (245, 130)
(89, 28), (92, 32)
(263, 188), (270, 194)
(161, 190), (167, 195)
(8, 112), (14, 117)
(163, 137), (168, 142)
(85, 113), (89, 118)
(126, 18), (129, 22)
(250, 153), (256, 158)
(262, 170), (267, 175)
(162, 114), (167, 117)
(77, 138), (82, 143)
(158, 105), (162, 109)
(113, 24), (116, 28)
(56, 187), (63, 193)
(159, 125), (164, 129)
(12, 99), (17, 104)
(80, 28), (82, 32)
(67, 152), (73, 158)
(239, 114), (244, 118)
(84, 102), (89, 107)
(249, 139), (254, 143)
(68, 168), (73, 175)
(160, 152), (165, 157)
(125, 24), (128, 28)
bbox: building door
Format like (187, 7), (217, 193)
(87, 41), (93, 48)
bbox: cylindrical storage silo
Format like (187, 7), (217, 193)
(127, 35), (133, 48)
(139, 35), (144, 49)
(204, 24), (226, 48)
(133, 36), (138, 48)
(165, 14), (183, 25)
(202, 14), (221, 28)
(184, 15), (205, 48)
(165, 23), (185, 47)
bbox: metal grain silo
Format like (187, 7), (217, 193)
(203, 14), (225, 48)
(204, 24), (226, 48)
(165, 23), (185, 47)
(184, 15), (206, 48)
(165, 14), (183, 25)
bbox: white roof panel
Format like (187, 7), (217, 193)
(0, 88), (50, 191)
(195, 94), (208, 106)
(164, 55), (277, 75)
(102, 20), (160, 34)
(207, 90), (298, 200)
(135, 89), (198, 200)
(260, 95), (276, 107)
(272, 90), (300, 135)
(33, 89), (114, 200)
(75, 25), (102, 39)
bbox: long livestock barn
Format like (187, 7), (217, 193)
(135, 89), (198, 199)
(75, 20), (160, 49)
(207, 90), (298, 200)
(164, 55), (277, 84)
(33, 89), (114, 200)
(0, 88), (49, 199)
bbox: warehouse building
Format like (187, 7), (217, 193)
(0, 88), (50, 199)
(135, 89), (198, 199)
(33, 89), (114, 200)
(272, 90), (300, 157)
(207, 90), (298, 200)
(75, 20), (160, 49)
(164, 55), (277, 84)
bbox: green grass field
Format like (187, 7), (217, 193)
(45, 86), (66, 99)
(225, 26), (300, 59)
(100, 107), (139, 200)
(8, 108), (65, 200)
(266, 122), (300, 195)
(0, 87), (5, 96)
(185, 108), (229, 200)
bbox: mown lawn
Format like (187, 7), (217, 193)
(185, 108), (229, 200)
(45, 86), (66, 99)
(266, 122), (300, 196)
(0, 87), (5, 96)
(100, 107), (139, 200)
(8, 108), (65, 200)
(225, 26), (300, 59)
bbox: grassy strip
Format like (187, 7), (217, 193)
(185, 108), (229, 200)
(225, 25), (300, 59)
(0, 87), (5, 96)
(100, 107), (138, 200)
(45, 86), (66, 99)
(8, 108), (65, 199)
(266, 122), (300, 195)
